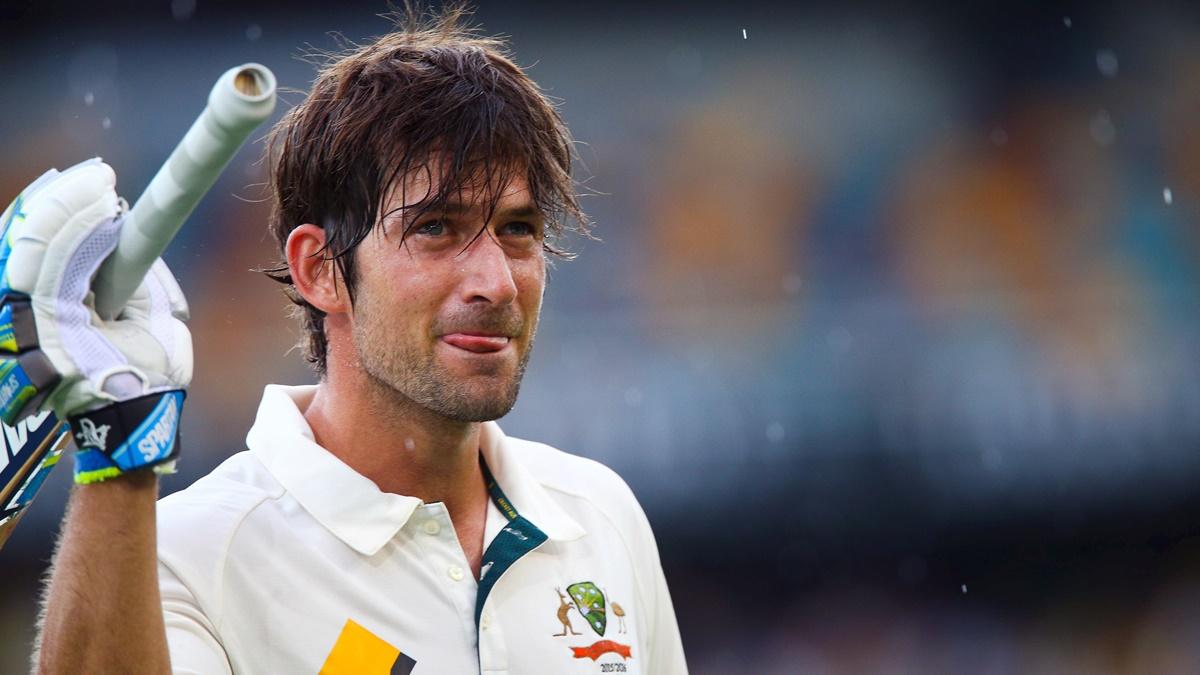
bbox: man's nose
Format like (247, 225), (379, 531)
(458, 230), (518, 305)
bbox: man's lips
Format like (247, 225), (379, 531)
(440, 333), (512, 353)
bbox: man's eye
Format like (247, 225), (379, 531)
(413, 220), (446, 236)
(503, 221), (539, 237)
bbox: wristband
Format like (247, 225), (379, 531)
(69, 390), (185, 484)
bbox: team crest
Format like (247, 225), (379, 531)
(552, 581), (633, 663)
(568, 581), (607, 635)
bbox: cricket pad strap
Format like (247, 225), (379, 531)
(69, 390), (186, 484)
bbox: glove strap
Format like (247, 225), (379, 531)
(69, 390), (186, 484)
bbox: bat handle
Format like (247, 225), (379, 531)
(93, 64), (276, 320)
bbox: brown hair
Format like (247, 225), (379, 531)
(264, 3), (589, 377)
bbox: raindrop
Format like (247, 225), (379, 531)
(1096, 49), (1119, 78)
(1089, 110), (1115, 146)
(766, 422), (785, 443)
(961, 584), (968, 594)
(101, 117), (112, 129)
(1063, 17), (1072, 28)
(171, 0), (196, 21)
(742, 28), (748, 40)
(1163, 187), (1173, 205)
(403, 437), (415, 451)
(246, 23), (262, 41)
(989, 128), (1008, 146)
(84, 92), (94, 106)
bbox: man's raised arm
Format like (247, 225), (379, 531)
(0, 161), (192, 673)
(36, 473), (168, 674)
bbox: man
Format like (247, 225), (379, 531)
(23, 6), (687, 674)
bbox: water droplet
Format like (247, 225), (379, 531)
(961, 584), (968, 594)
(742, 28), (748, 40)
(1163, 187), (1173, 205)
(171, 0), (196, 21)
(403, 437), (415, 451)
(84, 92), (94, 106)
(101, 117), (112, 129)
(766, 422), (785, 443)
(246, 23), (262, 41)
(1063, 16), (1072, 28)
(1096, 49), (1119, 78)
(1089, 110), (1116, 146)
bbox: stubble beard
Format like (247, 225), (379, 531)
(352, 299), (537, 423)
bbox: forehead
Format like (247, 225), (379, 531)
(383, 160), (535, 217)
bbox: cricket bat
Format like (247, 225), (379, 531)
(0, 63), (277, 551)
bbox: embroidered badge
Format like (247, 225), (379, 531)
(568, 581), (607, 635)
(552, 581), (633, 664)
(554, 588), (582, 636)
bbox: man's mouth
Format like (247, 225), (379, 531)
(440, 333), (512, 353)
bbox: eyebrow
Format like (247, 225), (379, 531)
(430, 201), (544, 220)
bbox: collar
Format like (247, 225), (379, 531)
(246, 385), (585, 557)
(479, 422), (586, 543)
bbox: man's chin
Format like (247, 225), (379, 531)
(431, 396), (519, 423)
(421, 375), (523, 423)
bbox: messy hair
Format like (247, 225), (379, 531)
(264, 3), (589, 377)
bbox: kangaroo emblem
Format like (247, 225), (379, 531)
(553, 588), (581, 637)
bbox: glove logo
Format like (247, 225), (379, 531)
(136, 394), (179, 463)
(75, 418), (110, 452)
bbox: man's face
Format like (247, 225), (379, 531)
(348, 172), (547, 422)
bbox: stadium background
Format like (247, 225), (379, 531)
(3, 1), (1200, 671)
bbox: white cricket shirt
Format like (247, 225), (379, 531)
(156, 385), (688, 675)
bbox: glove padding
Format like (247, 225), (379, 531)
(0, 159), (192, 483)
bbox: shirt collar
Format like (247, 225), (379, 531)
(479, 422), (586, 543)
(246, 384), (584, 557)
(247, 385), (422, 556)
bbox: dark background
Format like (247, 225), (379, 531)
(3, 1), (1200, 672)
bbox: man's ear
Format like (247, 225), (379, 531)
(286, 224), (349, 314)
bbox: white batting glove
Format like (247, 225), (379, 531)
(0, 159), (193, 483)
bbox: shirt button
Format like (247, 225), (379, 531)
(422, 520), (441, 535)
(448, 565), (465, 582)
(481, 611), (492, 630)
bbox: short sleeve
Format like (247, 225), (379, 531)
(629, 498), (688, 674)
(160, 561), (233, 675)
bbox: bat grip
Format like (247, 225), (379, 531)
(92, 64), (276, 320)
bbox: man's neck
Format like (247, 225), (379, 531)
(301, 368), (485, 517)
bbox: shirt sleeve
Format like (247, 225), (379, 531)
(646, 555), (687, 674)
(629, 500), (689, 674)
(160, 561), (233, 675)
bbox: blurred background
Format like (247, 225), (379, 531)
(2, 0), (1200, 672)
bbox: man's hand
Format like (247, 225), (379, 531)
(10, 159), (193, 674)
(0, 158), (192, 484)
